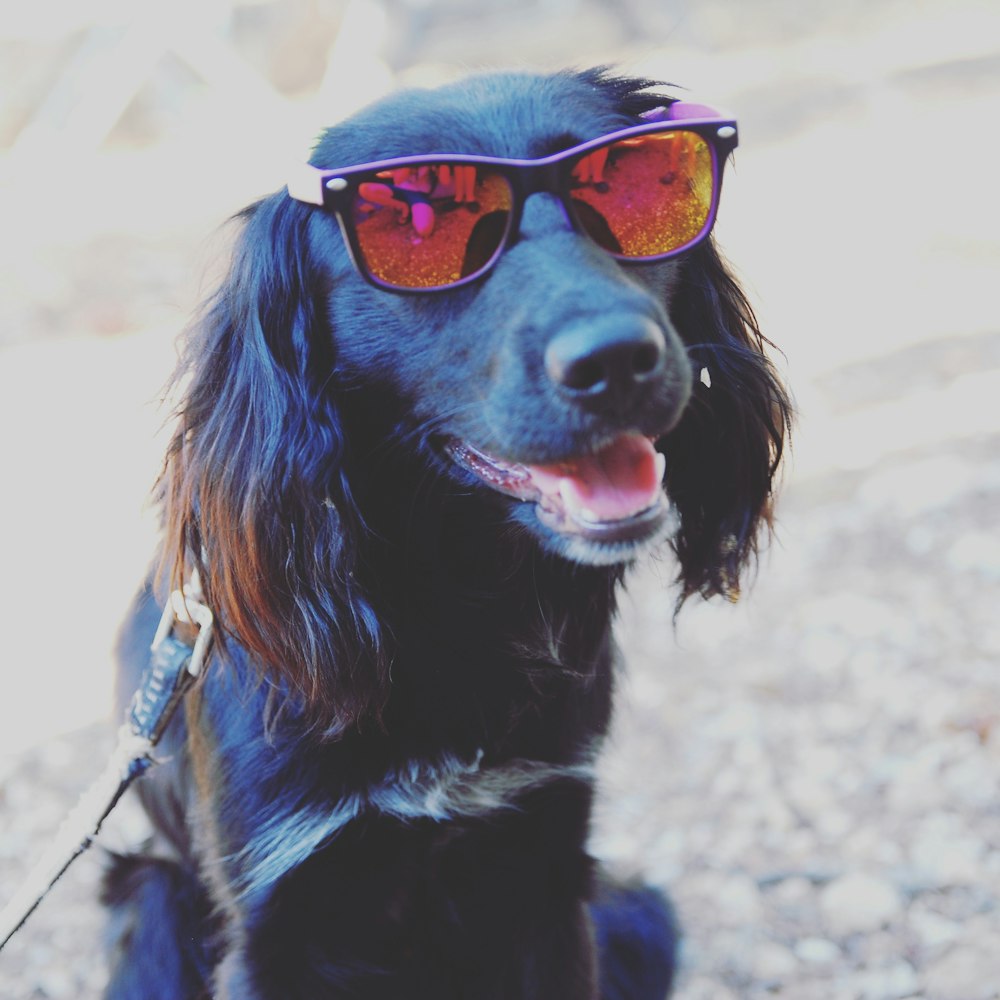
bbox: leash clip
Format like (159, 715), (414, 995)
(152, 582), (215, 679)
(131, 580), (214, 747)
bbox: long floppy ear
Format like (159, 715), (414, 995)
(664, 238), (792, 602)
(159, 192), (388, 737)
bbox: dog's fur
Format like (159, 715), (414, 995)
(102, 69), (789, 999)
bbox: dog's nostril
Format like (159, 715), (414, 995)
(563, 357), (607, 393)
(545, 319), (667, 402)
(632, 342), (661, 379)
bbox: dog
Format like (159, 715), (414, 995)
(101, 68), (789, 999)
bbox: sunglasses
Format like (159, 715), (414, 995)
(287, 102), (737, 293)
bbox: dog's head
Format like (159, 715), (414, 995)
(162, 69), (790, 730)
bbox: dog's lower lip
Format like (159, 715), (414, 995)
(443, 436), (670, 542)
(535, 490), (671, 543)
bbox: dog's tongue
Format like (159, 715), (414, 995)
(527, 434), (663, 523)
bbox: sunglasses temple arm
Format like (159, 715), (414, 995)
(287, 163), (329, 206)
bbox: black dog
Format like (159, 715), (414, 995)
(102, 68), (789, 999)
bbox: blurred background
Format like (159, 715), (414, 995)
(1, 0), (998, 996)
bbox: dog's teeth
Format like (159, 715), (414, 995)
(558, 479), (592, 520)
(700, 366), (712, 388)
(554, 480), (601, 523)
(654, 451), (666, 481)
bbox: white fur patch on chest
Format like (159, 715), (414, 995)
(233, 752), (595, 900)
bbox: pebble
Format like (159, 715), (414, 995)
(769, 875), (816, 912)
(909, 813), (986, 888)
(819, 873), (903, 936)
(754, 941), (798, 981)
(922, 945), (1000, 1000)
(679, 977), (739, 1000)
(795, 937), (841, 965)
(947, 530), (1000, 580)
(853, 960), (919, 999)
(908, 909), (962, 951)
(36, 968), (74, 998)
(682, 871), (764, 927)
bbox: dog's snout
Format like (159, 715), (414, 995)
(544, 317), (667, 407)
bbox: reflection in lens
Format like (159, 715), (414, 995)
(351, 165), (512, 288)
(570, 131), (714, 258)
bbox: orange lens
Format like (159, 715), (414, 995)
(569, 130), (715, 258)
(350, 164), (513, 288)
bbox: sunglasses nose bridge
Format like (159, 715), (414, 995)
(512, 162), (574, 238)
(517, 160), (562, 196)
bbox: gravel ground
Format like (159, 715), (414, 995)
(2, 0), (999, 996)
(2, 418), (999, 999)
(602, 430), (1000, 999)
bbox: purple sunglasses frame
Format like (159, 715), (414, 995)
(287, 102), (738, 293)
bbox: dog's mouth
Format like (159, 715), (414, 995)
(444, 432), (671, 548)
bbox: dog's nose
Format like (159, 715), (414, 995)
(545, 317), (667, 408)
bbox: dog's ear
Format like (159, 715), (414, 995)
(160, 192), (388, 736)
(664, 239), (792, 603)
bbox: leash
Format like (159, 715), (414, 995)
(0, 583), (213, 953)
